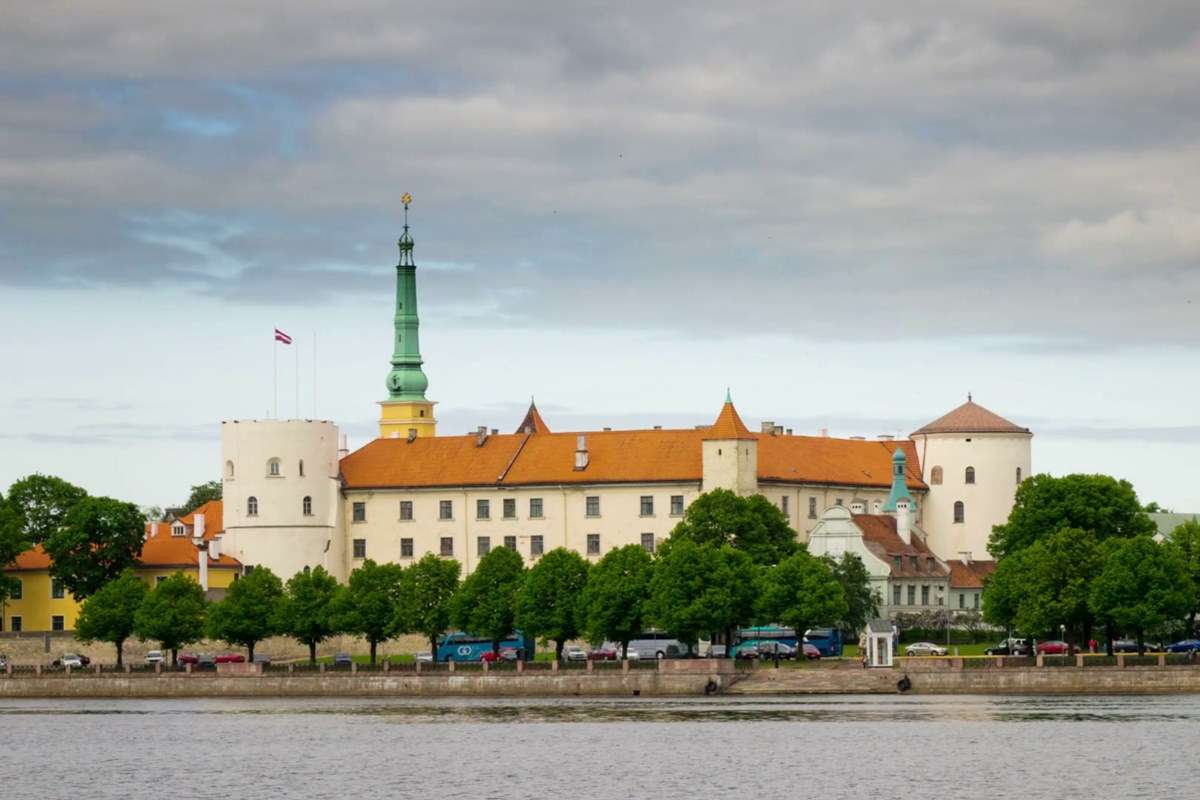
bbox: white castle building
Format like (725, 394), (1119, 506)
(215, 212), (1032, 618)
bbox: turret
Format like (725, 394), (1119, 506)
(701, 391), (758, 496)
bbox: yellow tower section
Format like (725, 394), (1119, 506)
(379, 398), (437, 439)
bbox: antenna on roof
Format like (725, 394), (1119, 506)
(968, 392), (973, 402)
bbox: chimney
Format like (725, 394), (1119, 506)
(407, 428), (418, 442)
(877, 434), (894, 441)
(603, 427), (611, 431)
(819, 428), (829, 437)
(959, 551), (972, 566)
(149, 521), (159, 539)
(653, 425), (662, 430)
(475, 426), (489, 447)
(490, 428), (498, 435)
(785, 428), (793, 436)
(761, 421), (775, 434)
(194, 514), (206, 540)
(337, 433), (349, 459)
(849, 500), (866, 514)
(896, 499), (912, 545)
(574, 434), (589, 471)
(850, 435), (866, 441)
(209, 537), (222, 560)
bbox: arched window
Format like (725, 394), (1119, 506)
(302, 496), (312, 516)
(299, 459), (305, 477)
(1015, 467), (1022, 485)
(247, 496), (258, 516)
(930, 466), (943, 485)
(965, 466), (975, 484)
(268, 458), (281, 477)
(953, 501), (964, 524)
(225, 460), (235, 479)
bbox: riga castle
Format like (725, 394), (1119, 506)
(217, 204), (1032, 618)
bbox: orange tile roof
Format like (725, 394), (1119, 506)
(852, 514), (948, 578)
(759, 437), (925, 490)
(144, 500), (225, 540)
(7, 545), (51, 571)
(704, 402), (755, 440)
(913, 399), (1030, 436)
(514, 401), (551, 434)
(948, 559), (996, 589)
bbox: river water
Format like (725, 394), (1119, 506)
(3, 694), (1194, 799)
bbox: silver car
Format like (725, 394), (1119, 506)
(905, 642), (948, 657)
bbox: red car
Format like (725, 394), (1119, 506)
(801, 642), (821, 660)
(177, 652), (200, 665)
(588, 643), (622, 661)
(1036, 641), (1071, 655)
(214, 653), (246, 664)
(479, 647), (520, 663)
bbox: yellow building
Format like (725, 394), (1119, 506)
(1, 500), (241, 634)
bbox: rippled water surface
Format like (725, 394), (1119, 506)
(4, 694), (1195, 799)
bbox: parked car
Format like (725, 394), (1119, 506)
(1112, 639), (1142, 653)
(196, 654), (216, 670)
(214, 653), (246, 664)
(252, 654), (271, 666)
(626, 632), (689, 660)
(144, 650), (165, 665)
(905, 642), (948, 657)
(54, 653), (85, 668)
(1166, 639), (1200, 653)
(801, 643), (821, 660)
(561, 645), (588, 662)
(332, 652), (354, 667)
(755, 641), (796, 660)
(480, 646), (521, 663)
(177, 652), (200, 666)
(1036, 640), (1071, 655)
(414, 652), (433, 663)
(985, 639), (1030, 656)
(588, 643), (621, 661)
(735, 644), (760, 660)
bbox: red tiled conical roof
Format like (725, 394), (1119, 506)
(514, 401), (551, 434)
(703, 401), (755, 440)
(912, 399), (1030, 436)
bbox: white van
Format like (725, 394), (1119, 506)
(625, 632), (689, 660)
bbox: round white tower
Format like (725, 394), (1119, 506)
(910, 397), (1032, 561)
(220, 419), (346, 581)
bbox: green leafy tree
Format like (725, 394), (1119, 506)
(331, 559), (404, 665)
(1090, 537), (1194, 654)
(45, 496), (146, 599)
(277, 566), (342, 664)
(515, 548), (589, 660)
(74, 569), (148, 667)
(981, 550), (1028, 631)
(1166, 521), (1200, 636)
(181, 480), (223, 515)
(646, 539), (759, 651)
(1143, 501), (1172, 514)
(206, 566), (284, 662)
(757, 550), (847, 644)
(134, 572), (207, 667)
(989, 473), (1155, 559)
(451, 547), (526, 657)
(0, 493), (28, 603)
(579, 544), (655, 658)
(6, 473), (87, 544)
(395, 554), (461, 660)
(1010, 528), (1102, 646)
(669, 489), (797, 565)
(822, 551), (879, 637)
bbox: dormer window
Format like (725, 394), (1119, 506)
(171, 524), (186, 537)
(268, 458), (281, 477)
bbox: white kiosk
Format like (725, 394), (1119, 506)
(866, 619), (895, 668)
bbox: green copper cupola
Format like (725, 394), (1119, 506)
(881, 447), (915, 512)
(385, 195), (430, 401)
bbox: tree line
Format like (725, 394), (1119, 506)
(40, 488), (878, 666)
(982, 474), (1200, 654)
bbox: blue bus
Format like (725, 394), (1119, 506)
(731, 625), (844, 658)
(803, 628), (843, 657)
(436, 631), (535, 662)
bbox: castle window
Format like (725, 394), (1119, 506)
(892, 585), (901, 606)
(352, 502), (366, 523)
(504, 536), (517, 551)
(225, 460), (235, 479)
(1016, 467), (1022, 485)
(954, 501), (965, 524)
(780, 496), (789, 516)
(400, 501), (413, 521)
(585, 496), (600, 517)
(247, 496), (258, 516)
(930, 466), (943, 485)
(958, 592), (965, 609)
(974, 593), (980, 610)
(907, 585), (916, 605)
(640, 496), (654, 517)
(808, 497), (817, 519)
(671, 495), (685, 516)
(440, 537), (454, 556)
(921, 585), (930, 606)
(10, 616), (22, 632)
(401, 538), (413, 558)
(268, 458), (281, 477)
(439, 500), (453, 520)
(529, 498), (544, 519)
(353, 539), (366, 559)
(530, 535), (544, 557)
(10, 578), (21, 600)
(51, 578), (65, 599)
(965, 466), (975, 484)
(52, 615), (65, 632)
(477, 499), (490, 520)
(641, 533), (656, 554)
(172, 524), (186, 537)
(299, 459), (305, 477)
(477, 537), (491, 557)
(893, 556), (902, 571)
(302, 496), (312, 516)
(587, 534), (600, 555)
(503, 498), (516, 519)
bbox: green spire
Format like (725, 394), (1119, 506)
(881, 447), (915, 512)
(725, 387), (732, 403)
(384, 195), (429, 400)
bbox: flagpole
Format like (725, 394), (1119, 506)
(312, 332), (318, 419)
(273, 334), (278, 419)
(295, 338), (300, 420)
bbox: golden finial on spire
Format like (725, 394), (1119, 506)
(401, 192), (413, 208)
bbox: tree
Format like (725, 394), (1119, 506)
(331, 559), (404, 665)
(134, 572), (207, 667)
(44, 496), (146, 599)
(181, 480), (223, 515)
(395, 554), (461, 661)
(989, 473), (1155, 559)
(1143, 501), (1173, 514)
(823, 551), (879, 637)
(206, 566), (284, 662)
(579, 544), (655, 658)
(6, 474), (87, 544)
(757, 550), (847, 644)
(514, 548), (588, 661)
(981, 550), (1028, 632)
(645, 539), (759, 651)
(277, 566), (342, 664)
(74, 569), (147, 667)
(451, 547), (525, 657)
(1166, 521), (1200, 636)
(1090, 537), (1193, 654)
(1009, 528), (1102, 647)
(669, 489), (797, 565)
(0, 493), (28, 603)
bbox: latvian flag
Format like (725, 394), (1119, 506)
(274, 328), (293, 345)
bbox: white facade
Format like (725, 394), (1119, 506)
(914, 431), (1032, 560)
(220, 419), (346, 581)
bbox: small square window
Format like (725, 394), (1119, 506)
(440, 537), (454, 556)
(401, 538), (414, 558)
(11, 616), (23, 632)
(530, 535), (544, 556)
(670, 495), (684, 516)
(51, 579), (65, 600)
(353, 539), (366, 559)
(640, 496), (654, 517)
(476, 499), (490, 520)
(352, 502), (366, 523)
(835, 498), (843, 507)
(503, 498), (516, 519)
(477, 537), (491, 557)
(400, 501), (413, 521)
(585, 496), (600, 517)
(529, 498), (544, 519)
(10, 578), (21, 600)
(439, 500), (453, 520)
(504, 536), (517, 551)
(587, 534), (600, 555)
(641, 533), (655, 553)
(51, 615), (65, 632)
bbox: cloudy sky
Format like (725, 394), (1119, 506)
(2, 1), (1198, 511)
